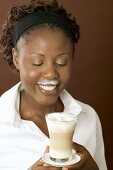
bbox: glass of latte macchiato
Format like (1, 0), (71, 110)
(46, 112), (77, 163)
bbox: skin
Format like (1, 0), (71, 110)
(12, 26), (99, 170)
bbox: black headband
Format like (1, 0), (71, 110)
(12, 11), (75, 46)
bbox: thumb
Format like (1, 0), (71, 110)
(44, 145), (49, 153)
(62, 168), (68, 170)
(72, 142), (85, 153)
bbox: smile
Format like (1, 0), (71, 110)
(38, 84), (57, 91)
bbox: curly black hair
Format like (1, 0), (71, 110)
(0, 0), (80, 69)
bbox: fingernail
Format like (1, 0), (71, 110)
(62, 167), (68, 170)
(43, 163), (50, 166)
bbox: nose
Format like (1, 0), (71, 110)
(42, 62), (59, 79)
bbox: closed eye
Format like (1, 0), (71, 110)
(56, 62), (67, 66)
(32, 63), (43, 66)
(55, 60), (67, 66)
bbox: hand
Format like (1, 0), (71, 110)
(29, 158), (62, 170)
(29, 146), (62, 170)
(29, 142), (99, 170)
(62, 142), (99, 170)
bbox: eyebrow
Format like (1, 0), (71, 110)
(57, 52), (70, 56)
(31, 52), (70, 57)
(32, 53), (45, 56)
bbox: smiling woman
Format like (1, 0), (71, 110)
(0, 0), (107, 170)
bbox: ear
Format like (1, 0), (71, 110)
(12, 48), (19, 70)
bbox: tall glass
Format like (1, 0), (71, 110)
(46, 112), (77, 163)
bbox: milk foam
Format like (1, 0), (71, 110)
(46, 113), (77, 121)
(46, 113), (77, 132)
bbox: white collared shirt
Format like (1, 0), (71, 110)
(0, 83), (107, 170)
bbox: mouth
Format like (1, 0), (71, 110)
(39, 84), (57, 91)
(36, 79), (60, 95)
(37, 84), (59, 95)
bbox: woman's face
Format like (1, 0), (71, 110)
(13, 27), (74, 106)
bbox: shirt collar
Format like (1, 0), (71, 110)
(0, 82), (82, 124)
(60, 89), (82, 116)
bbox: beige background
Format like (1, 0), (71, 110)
(0, 0), (113, 169)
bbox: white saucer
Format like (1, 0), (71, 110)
(42, 152), (81, 167)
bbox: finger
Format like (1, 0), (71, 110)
(36, 159), (44, 166)
(43, 163), (51, 166)
(62, 167), (68, 170)
(44, 145), (49, 153)
(31, 166), (61, 170)
(72, 142), (85, 153)
(31, 158), (45, 168)
(42, 146), (50, 166)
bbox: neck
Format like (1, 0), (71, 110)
(19, 90), (64, 121)
(19, 90), (64, 136)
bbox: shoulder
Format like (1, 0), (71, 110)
(0, 82), (21, 123)
(61, 89), (98, 120)
(77, 100), (97, 115)
(0, 82), (21, 109)
(1, 82), (21, 99)
(76, 99), (101, 129)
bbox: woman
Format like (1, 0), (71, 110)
(0, 0), (107, 170)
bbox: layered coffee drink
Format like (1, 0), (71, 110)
(46, 113), (77, 162)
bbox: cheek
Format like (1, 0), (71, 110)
(18, 57), (37, 79)
(60, 67), (72, 83)
(19, 68), (38, 82)
(64, 72), (71, 83)
(28, 71), (38, 78)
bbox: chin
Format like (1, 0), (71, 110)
(36, 95), (59, 107)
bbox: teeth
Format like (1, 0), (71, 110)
(38, 80), (59, 86)
(39, 85), (56, 91)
